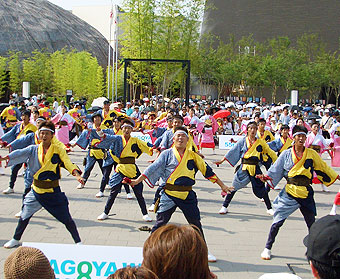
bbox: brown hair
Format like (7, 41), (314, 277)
(107, 266), (158, 279)
(142, 224), (211, 279)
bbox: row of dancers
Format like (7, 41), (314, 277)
(1, 109), (340, 263)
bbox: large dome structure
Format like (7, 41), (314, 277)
(0, 0), (109, 67)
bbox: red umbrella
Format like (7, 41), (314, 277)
(213, 110), (231, 119)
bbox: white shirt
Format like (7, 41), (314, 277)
(53, 101), (59, 112)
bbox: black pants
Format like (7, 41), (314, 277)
(152, 186), (163, 204)
(83, 158), (104, 182)
(100, 163), (130, 194)
(265, 206), (315, 249)
(223, 168), (272, 210)
(104, 174), (147, 215)
(9, 163), (23, 189)
(322, 130), (330, 139)
(14, 189), (81, 243)
(151, 191), (204, 239)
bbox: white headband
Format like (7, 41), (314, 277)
(174, 130), (189, 138)
(39, 127), (54, 133)
(121, 123), (134, 129)
(292, 131), (307, 138)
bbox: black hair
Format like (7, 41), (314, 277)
(246, 121), (258, 129)
(91, 113), (103, 122)
(38, 120), (55, 133)
(44, 101), (49, 106)
(204, 108), (211, 115)
(311, 121), (320, 127)
(117, 116), (125, 122)
(280, 124), (289, 130)
(122, 118), (135, 127)
(308, 252), (340, 279)
(37, 116), (46, 121)
(292, 125), (308, 135)
(258, 118), (266, 124)
(21, 110), (31, 117)
(173, 115), (184, 123)
(254, 112), (261, 118)
(174, 126), (188, 134)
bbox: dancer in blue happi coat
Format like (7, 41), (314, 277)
(75, 112), (106, 191)
(94, 118), (154, 222)
(260, 125), (339, 260)
(1, 110), (37, 194)
(2, 121), (83, 249)
(96, 116), (133, 199)
(214, 121), (277, 215)
(129, 126), (234, 262)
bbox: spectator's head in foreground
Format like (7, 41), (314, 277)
(108, 266), (159, 279)
(305, 215), (340, 279)
(142, 224), (211, 279)
(4, 246), (55, 279)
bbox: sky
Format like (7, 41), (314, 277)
(48, 0), (124, 10)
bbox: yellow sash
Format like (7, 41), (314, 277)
(90, 139), (105, 159)
(115, 137), (152, 178)
(33, 144), (59, 193)
(258, 130), (274, 142)
(114, 128), (123, 135)
(100, 110), (113, 129)
(17, 123), (37, 139)
(142, 120), (153, 130)
(165, 147), (194, 200)
(279, 137), (293, 153)
(33, 143), (78, 194)
(286, 148), (338, 198)
(242, 138), (261, 176)
(155, 112), (168, 121)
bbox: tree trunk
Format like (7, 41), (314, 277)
(272, 82), (277, 103)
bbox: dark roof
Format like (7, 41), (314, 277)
(0, 0), (110, 67)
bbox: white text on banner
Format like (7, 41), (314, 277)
(218, 135), (244, 150)
(23, 242), (142, 279)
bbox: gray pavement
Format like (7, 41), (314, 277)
(0, 147), (338, 278)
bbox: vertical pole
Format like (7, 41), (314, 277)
(123, 60), (128, 105)
(107, 40), (111, 99)
(111, 46), (115, 103)
(185, 60), (190, 106)
(107, 7), (113, 99)
(111, 5), (115, 104)
(115, 4), (119, 102)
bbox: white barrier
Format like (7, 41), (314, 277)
(23, 242), (142, 279)
(131, 132), (153, 144)
(218, 135), (244, 149)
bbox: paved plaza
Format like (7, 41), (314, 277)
(0, 146), (338, 278)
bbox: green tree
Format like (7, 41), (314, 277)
(0, 56), (8, 98)
(8, 51), (22, 94)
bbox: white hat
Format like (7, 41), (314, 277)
(325, 109), (330, 113)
